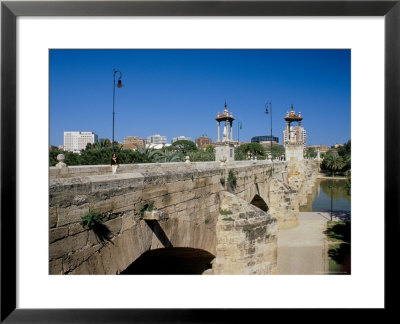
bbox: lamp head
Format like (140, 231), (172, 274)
(116, 79), (124, 88)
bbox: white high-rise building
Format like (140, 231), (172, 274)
(147, 134), (167, 145)
(171, 135), (191, 143)
(63, 131), (98, 153)
(282, 126), (306, 148)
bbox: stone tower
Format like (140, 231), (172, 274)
(215, 102), (236, 162)
(284, 105), (304, 161)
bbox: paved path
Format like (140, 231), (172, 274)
(277, 212), (331, 275)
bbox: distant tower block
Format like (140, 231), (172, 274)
(284, 105), (304, 161)
(215, 102), (236, 162)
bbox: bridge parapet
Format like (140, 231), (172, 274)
(49, 159), (318, 275)
(50, 160), (288, 179)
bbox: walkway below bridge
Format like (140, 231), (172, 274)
(277, 212), (331, 275)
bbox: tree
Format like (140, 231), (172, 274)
(269, 144), (285, 159)
(92, 138), (112, 150)
(203, 145), (215, 154)
(235, 143), (266, 160)
(171, 140), (197, 154)
(337, 140), (351, 173)
(135, 147), (162, 163)
(323, 152), (344, 176)
(153, 148), (183, 163)
(305, 147), (317, 159)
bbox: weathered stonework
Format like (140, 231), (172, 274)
(212, 191), (277, 274)
(49, 159), (318, 275)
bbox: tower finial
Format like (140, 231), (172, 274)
(224, 100), (227, 108)
(291, 104), (294, 110)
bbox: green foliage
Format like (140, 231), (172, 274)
(228, 170), (237, 189)
(140, 201), (154, 216)
(220, 176), (226, 186)
(135, 147), (162, 163)
(222, 217), (235, 221)
(188, 151), (215, 162)
(219, 209), (233, 215)
(152, 148), (183, 163)
(321, 151), (344, 176)
(81, 210), (102, 230)
(171, 140), (197, 154)
(305, 147), (317, 159)
(320, 140), (351, 177)
(243, 225), (253, 232)
(326, 221), (351, 243)
(265, 144), (285, 159)
(235, 143), (266, 160)
(81, 209), (112, 243)
(203, 145), (215, 154)
(205, 217), (210, 224)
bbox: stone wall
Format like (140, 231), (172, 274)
(212, 191), (277, 274)
(49, 159), (318, 274)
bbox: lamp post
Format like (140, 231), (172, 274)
(237, 121), (242, 143)
(265, 102), (273, 158)
(329, 183), (334, 221)
(112, 69), (123, 153)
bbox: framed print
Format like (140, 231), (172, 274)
(1, 0), (399, 322)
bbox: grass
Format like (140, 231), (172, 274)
(243, 225), (253, 232)
(326, 221), (350, 243)
(140, 201), (154, 216)
(81, 210), (102, 230)
(219, 209), (233, 215)
(222, 217), (234, 221)
(220, 176), (226, 186)
(204, 217), (210, 224)
(325, 221), (351, 274)
(228, 170), (237, 189)
(81, 210), (112, 244)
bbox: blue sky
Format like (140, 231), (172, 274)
(50, 49), (350, 147)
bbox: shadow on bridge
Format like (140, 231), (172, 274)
(144, 219), (173, 248)
(120, 247), (215, 275)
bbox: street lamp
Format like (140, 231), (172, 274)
(329, 183), (334, 221)
(265, 102), (273, 158)
(237, 121), (242, 143)
(112, 69), (123, 153)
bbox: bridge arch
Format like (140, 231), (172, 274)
(250, 194), (269, 212)
(120, 247), (215, 275)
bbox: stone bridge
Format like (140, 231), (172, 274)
(49, 159), (318, 275)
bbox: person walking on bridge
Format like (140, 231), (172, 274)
(111, 152), (119, 174)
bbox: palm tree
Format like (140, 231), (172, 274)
(324, 153), (344, 176)
(153, 150), (182, 163)
(92, 138), (112, 150)
(136, 147), (163, 163)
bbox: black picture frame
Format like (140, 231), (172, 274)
(1, 0), (398, 322)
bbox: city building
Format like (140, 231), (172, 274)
(146, 134), (167, 145)
(171, 135), (191, 143)
(251, 135), (279, 144)
(282, 126), (306, 148)
(195, 136), (213, 148)
(123, 136), (145, 150)
(63, 131), (98, 153)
